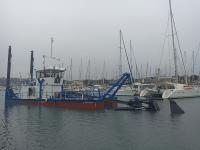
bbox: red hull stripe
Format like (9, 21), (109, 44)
(7, 99), (118, 110)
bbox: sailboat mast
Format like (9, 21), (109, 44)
(130, 40), (133, 77)
(51, 37), (54, 58)
(169, 0), (178, 83)
(119, 30), (122, 76)
(70, 58), (73, 81)
(192, 50), (195, 75)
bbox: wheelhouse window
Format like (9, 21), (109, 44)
(36, 69), (65, 79)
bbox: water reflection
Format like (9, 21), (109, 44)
(1, 92), (200, 150)
(0, 96), (16, 150)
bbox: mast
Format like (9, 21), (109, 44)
(130, 40), (133, 74)
(79, 58), (83, 81)
(30, 50), (34, 82)
(51, 37), (54, 58)
(85, 58), (91, 83)
(6, 46), (12, 89)
(146, 62), (149, 78)
(130, 41), (139, 79)
(121, 31), (135, 83)
(192, 50), (195, 82)
(70, 58), (72, 81)
(102, 60), (106, 85)
(192, 50), (195, 75)
(119, 30), (122, 76)
(88, 59), (90, 81)
(169, 0), (178, 83)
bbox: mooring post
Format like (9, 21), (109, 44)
(6, 46), (12, 90)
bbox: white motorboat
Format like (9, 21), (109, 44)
(140, 88), (163, 99)
(162, 83), (200, 99)
(116, 83), (155, 96)
(140, 82), (174, 99)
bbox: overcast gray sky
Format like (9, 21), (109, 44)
(0, 0), (200, 79)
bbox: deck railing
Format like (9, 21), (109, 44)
(15, 90), (101, 101)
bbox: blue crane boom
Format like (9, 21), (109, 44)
(100, 73), (131, 100)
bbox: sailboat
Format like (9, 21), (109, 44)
(162, 0), (200, 99)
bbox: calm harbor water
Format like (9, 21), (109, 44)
(0, 91), (200, 150)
